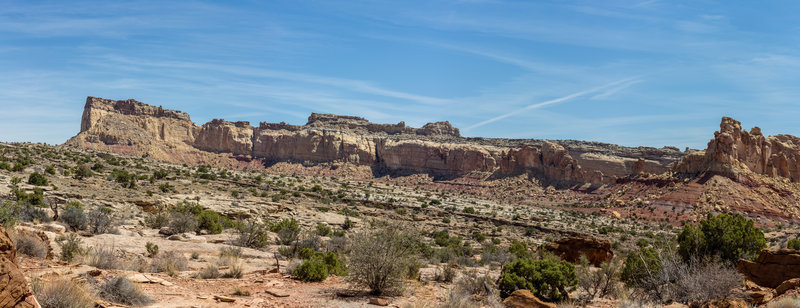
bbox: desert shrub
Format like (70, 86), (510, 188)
(622, 246), (742, 303)
(198, 264), (221, 279)
(577, 256), (621, 301)
(233, 219), (271, 248)
(0, 201), (18, 228)
(169, 212), (198, 234)
(151, 251), (188, 275)
(480, 243), (510, 265)
(348, 224), (422, 295)
(788, 238), (800, 250)
(17, 201), (49, 222)
(498, 253), (577, 302)
(271, 218), (301, 245)
(677, 213), (765, 263)
(28, 172), (48, 186)
(15, 232), (49, 258)
(61, 201), (87, 231)
(443, 270), (502, 308)
(145, 212), (170, 229)
(145, 242), (159, 257)
(86, 207), (114, 234)
(56, 233), (84, 262)
(44, 165), (56, 175)
(435, 263), (457, 282)
(295, 258), (329, 282)
(33, 278), (95, 308)
(316, 223), (332, 237)
(87, 246), (120, 269)
(73, 164), (93, 179)
(97, 276), (153, 306)
(110, 169), (137, 188)
(16, 188), (45, 207)
(509, 240), (531, 259)
(222, 262), (244, 278)
(327, 235), (348, 253)
(197, 210), (230, 234)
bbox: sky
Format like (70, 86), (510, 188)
(2, 0), (800, 149)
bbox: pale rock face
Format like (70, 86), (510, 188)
(253, 129), (377, 165)
(194, 119), (254, 156)
(674, 117), (800, 182)
(67, 96), (681, 185)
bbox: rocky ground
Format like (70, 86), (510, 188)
(3, 141), (800, 307)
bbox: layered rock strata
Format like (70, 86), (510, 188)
(674, 117), (800, 182)
(66, 97), (685, 184)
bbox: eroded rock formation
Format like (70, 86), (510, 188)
(66, 97), (683, 184)
(737, 249), (800, 288)
(674, 117), (800, 182)
(0, 227), (40, 308)
(543, 236), (613, 266)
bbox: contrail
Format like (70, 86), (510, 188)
(467, 77), (641, 130)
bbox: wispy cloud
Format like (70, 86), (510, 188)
(467, 77), (641, 130)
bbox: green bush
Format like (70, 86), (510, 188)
(61, 201), (87, 231)
(621, 247), (662, 287)
(295, 259), (329, 282)
(316, 223), (332, 237)
(56, 233), (84, 262)
(0, 201), (18, 228)
(233, 219), (271, 248)
(498, 254), (577, 302)
(145, 242), (159, 257)
(271, 218), (300, 245)
(197, 210), (230, 234)
(27, 172), (48, 186)
(789, 238), (800, 250)
(509, 240), (531, 259)
(677, 213), (766, 263)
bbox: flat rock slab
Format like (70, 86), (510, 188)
(265, 289), (290, 297)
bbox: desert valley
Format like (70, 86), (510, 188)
(2, 97), (800, 307)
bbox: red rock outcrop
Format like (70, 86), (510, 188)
(502, 289), (556, 308)
(0, 227), (40, 307)
(674, 117), (800, 182)
(543, 236), (613, 266)
(66, 96), (681, 184)
(737, 249), (800, 288)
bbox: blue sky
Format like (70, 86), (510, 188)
(2, 0), (800, 148)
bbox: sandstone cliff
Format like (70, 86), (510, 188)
(673, 117), (800, 182)
(66, 97), (683, 185)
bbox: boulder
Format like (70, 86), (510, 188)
(502, 289), (556, 308)
(0, 226), (41, 307)
(776, 278), (800, 296)
(737, 249), (800, 288)
(543, 237), (613, 266)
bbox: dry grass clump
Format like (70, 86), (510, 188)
(97, 276), (153, 306)
(440, 270), (502, 308)
(198, 264), (221, 279)
(767, 296), (800, 308)
(33, 278), (95, 308)
(14, 232), (49, 258)
(86, 246), (120, 269)
(150, 251), (188, 275)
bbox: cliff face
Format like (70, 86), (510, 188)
(66, 97), (685, 184)
(673, 117), (800, 182)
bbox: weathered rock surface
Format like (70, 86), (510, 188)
(502, 289), (556, 308)
(543, 236), (613, 266)
(66, 96), (684, 184)
(674, 117), (800, 182)
(737, 249), (800, 288)
(0, 227), (41, 308)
